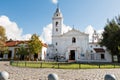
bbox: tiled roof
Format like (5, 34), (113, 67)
(5, 40), (48, 47)
(5, 41), (27, 47)
(94, 48), (105, 53)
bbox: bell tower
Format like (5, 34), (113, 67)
(52, 5), (63, 36)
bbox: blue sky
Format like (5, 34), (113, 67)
(0, 0), (120, 42)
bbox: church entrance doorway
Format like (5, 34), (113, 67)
(69, 50), (75, 60)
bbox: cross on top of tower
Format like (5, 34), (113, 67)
(57, 3), (59, 8)
(55, 3), (60, 13)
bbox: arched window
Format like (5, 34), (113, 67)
(56, 22), (58, 26)
(72, 37), (76, 43)
(56, 14), (58, 16)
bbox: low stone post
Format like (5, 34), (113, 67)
(0, 71), (9, 80)
(48, 73), (59, 80)
(104, 74), (116, 80)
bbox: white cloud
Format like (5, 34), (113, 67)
(40, 23), (72, 44)
(0, 15), (31, 40)
(22, 34), (32, 40)
(62, 24), (72, 33)
(97, 29), (104, 39)
(40, 23), (52, 44)
(85, 25), (94, 42)
(97, 30), (104, 34)
(84, 25), (103, 42)
(51, 0), (58, 4)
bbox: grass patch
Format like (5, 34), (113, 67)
(10, 61), (120, 69)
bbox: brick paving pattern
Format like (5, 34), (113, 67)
(0, 61), (120, 80)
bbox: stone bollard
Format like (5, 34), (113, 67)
(48, 73), (59, 80)
(104, 74), (116, 80)
(0, 71), (9, 80)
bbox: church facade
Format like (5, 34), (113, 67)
(46, 7), (112, 62)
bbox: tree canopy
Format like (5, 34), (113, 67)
(100, 16), (120, 62)
(16, 45), (28, 55)
(0, 26), (8, 53)
(28, 34), (42, 55)
(16, 44), (29, 60)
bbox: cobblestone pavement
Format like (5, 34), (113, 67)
(0, 61), (120, 80)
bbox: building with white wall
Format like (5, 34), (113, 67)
(46, 7), (112, 62)
(0, 40), (47, 60)
(47, 7), (89, 62)
(88, 43), (112, 62)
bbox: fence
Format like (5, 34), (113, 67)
(10, 61), (120, 69)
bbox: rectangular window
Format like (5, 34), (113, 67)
(101, 54), (105, 59)
(56, 42), (58, 45)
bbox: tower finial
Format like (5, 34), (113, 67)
(73, 25), (75, 29)
(57, 2), (59, 8)
(56, 3), (60, 13)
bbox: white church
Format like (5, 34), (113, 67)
(46, 7), (112, 62)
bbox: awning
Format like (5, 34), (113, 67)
(94, 48), (105, 53)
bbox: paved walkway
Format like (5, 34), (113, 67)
(0, 61), (120, 80)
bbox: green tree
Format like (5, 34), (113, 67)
(16, 44), (29, 60)
(28, 34), (42, 60)
(0, 26), (8, 54)
(113, 29), (120, 54)
(100, 17), (120, 62)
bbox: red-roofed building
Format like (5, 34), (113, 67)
(88, 42), (112, 62)
(0, 40), (47, 60)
